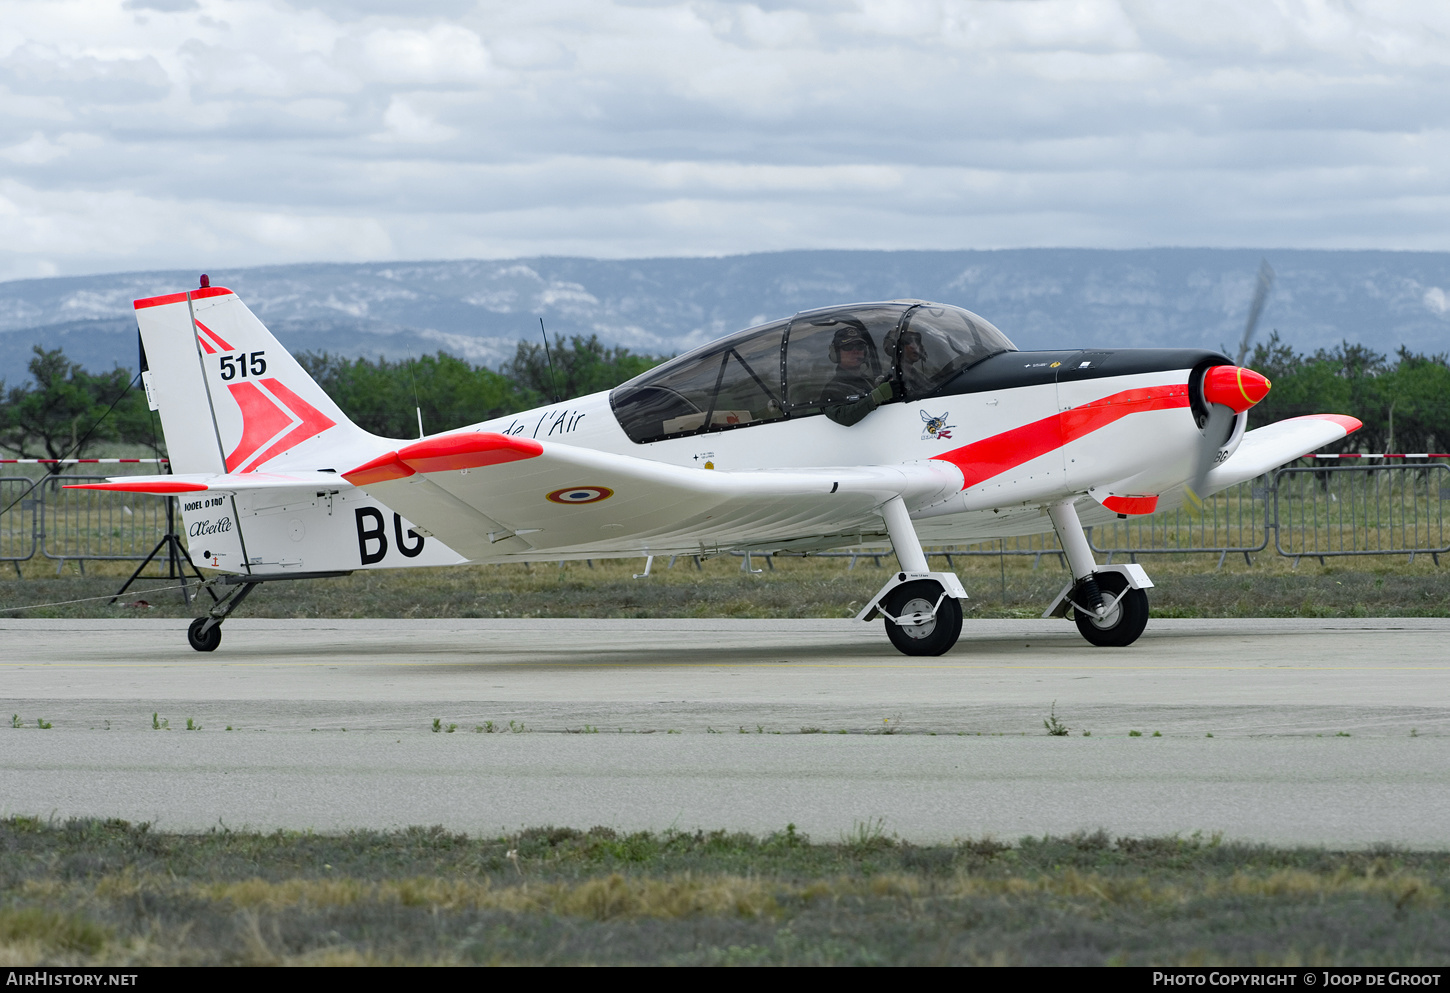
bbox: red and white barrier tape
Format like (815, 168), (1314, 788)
(0, 458), (169, 464)
(1309, 453), (1450, 459)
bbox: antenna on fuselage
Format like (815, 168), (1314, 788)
(406, 349), (424, 439)
(540, 317), (562, 404)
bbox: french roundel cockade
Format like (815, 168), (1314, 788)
(546, 486), (614, 505)
(76, 285), (1362, 656)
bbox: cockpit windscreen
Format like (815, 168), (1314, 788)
(609, 302), (1014, 443)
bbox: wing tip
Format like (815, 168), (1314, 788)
(343, 451), (414, 486)
(1285, 413), (1362, 435)
(395, 431), (544, 474)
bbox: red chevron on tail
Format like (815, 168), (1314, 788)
(224, 377), (336, 472)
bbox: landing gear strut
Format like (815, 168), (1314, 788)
(186, 578), (259, 652)
(857, 496), (968, 656)
(184, 570), (352, 652)
(1043, 499), (1153, 647)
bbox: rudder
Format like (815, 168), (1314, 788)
(135, 283), (382, 476)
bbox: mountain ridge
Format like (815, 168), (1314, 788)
(3, 248), (1448, 382)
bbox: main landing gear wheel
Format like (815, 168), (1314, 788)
(187, 617), (221, 653)
(1073, 571), (1149, 648)
(884, 580), (963, 657)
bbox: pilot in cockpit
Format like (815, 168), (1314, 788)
(821, 325), (894, 426)
(896, 329), (932, 397)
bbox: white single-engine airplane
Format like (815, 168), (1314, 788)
(73, 279), (1360, 655)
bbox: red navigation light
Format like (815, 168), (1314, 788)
(199, 274), (210, 288)
(1202, 365), (1271, 413)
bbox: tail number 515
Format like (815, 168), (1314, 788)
(219, 351), (267, 380)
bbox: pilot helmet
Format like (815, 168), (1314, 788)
(899, 329), (926, 359)
(829, 326), (872, 362)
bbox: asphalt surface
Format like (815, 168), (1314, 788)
(2, 617), (1448, 846)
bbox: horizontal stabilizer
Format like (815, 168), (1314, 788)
(64, 470), (353, 494)
(66, 469), (465, 574)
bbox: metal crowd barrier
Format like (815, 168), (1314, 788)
(728, 466), (1446, 570)
(0, 463), (173, 575)
(2, 462), (1447, 574)
(1273, 462), (1449, 566)
(39, 475), (174, 573)
(1, 477), (39, 576)
(816, 533), (1068, 570)
(1088, 477), (1271, 568)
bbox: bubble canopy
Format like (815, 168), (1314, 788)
(609, 301), (1016, 444)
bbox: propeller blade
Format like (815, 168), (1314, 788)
(1185, 402), (1235, 515)
(1235, 259), (1275, 366)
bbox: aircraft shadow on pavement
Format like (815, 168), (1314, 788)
(203, 628), (1103, 673)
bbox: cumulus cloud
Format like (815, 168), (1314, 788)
(2, 0), (1450, 277)
(1424, 286), (1449, 315)
(0, 42), (171, 103)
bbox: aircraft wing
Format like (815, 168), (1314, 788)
(1203, 413), (1363, 491)
(340, 432), (963, 560)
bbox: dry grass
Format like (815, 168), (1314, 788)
(3, 819), (1449, 966)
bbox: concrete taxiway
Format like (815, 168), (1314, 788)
(2, 617), (1448, 846)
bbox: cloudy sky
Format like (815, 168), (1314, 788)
(2, 0), (1448, 281)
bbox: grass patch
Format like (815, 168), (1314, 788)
(2, 818), (1448, 965)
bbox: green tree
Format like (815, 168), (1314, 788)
(0, 347), (153, 470)
(501, 335), (669, 404)
(1380, 348), (1450, 454)
(297, 351), (530, 438)
(1247, 333), (1450, 453)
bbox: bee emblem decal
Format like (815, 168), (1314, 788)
(920, 409), (954, 441)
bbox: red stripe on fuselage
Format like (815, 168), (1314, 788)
(931, 384), (1190, 489)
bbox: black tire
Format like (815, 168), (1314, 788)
(1073, 571), (1149, 647)
(884, 580), (963, 656)
(187, 617), (221, 653)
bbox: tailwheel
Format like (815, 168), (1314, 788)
(884, 580), (963, 656)
(187, 617), (221, 652)
(1072, 571), (1149, 647)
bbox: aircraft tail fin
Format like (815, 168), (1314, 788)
(134, 283), (385, 475)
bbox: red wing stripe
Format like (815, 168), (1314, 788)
(224, 381), (294, 472)
(240, 378), (337, 472)
(396, 432), (544, 473)
(194, 320), (234, 352)
(933, 385), (1189, 489)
